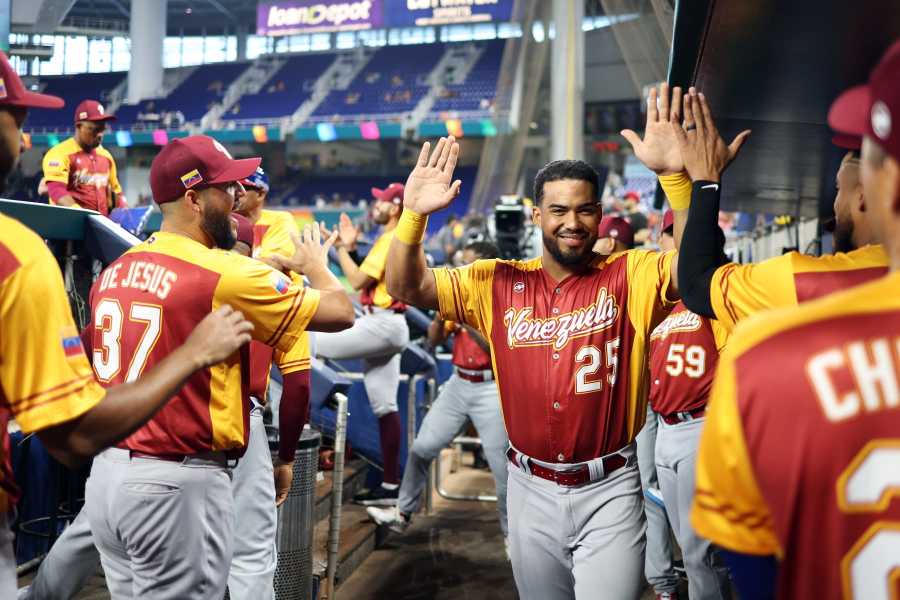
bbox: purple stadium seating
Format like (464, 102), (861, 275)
(311, 43), (445, 120)
(26, 72), (126, 131)
(222, 53), (336, 121)
(115, 61), (250, 126)
(432, 40), (503, 115)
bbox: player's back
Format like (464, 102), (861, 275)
(88, 230), (317, 456)
(730, 272), (900, 599)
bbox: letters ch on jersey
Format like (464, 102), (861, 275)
(806, 337), (900, 422)
(503, 288), (619, 351)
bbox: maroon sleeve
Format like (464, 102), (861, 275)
(278, 370), (311, 462)
(47, 181), (69, 201)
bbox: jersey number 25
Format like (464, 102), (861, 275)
(575, 338), (620, 394)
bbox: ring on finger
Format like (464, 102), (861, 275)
(684, 123), (697, 131)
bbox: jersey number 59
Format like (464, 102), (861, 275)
(93, 299), (162, 383)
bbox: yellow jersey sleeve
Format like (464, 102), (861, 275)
(624, 249), (676, 336)
(690, 344), (780, 556)
(0, 225), (105, 433)
(709, 253), (797, 332)
(710, 318), (731, 353)
(432, 258), (497, 336)
(274, 333), (311, 375)
(215, 254), (321, 354)
(257, 212), (299, 260)
(42, 143), (71, 185)
(359, 231), (391, 282)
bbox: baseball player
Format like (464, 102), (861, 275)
(235, 167), (314, 505)
(648, 211), (732, 600)
(229, 211), (313, 600)
(366, 240), (510, 541)
(0, 52), (253, 599)
(383, 84), (722, 598)
(692, 40), (900, 599)
(595, 214), (681, 599)
(42, 99), (125, 215)
(672, 87), (887, 328)
(316, 183), (411, 505)
(80, 135), (353, 599)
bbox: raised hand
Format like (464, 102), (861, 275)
(673, 88), (751, 183)
(273, 223), (337, 275)
(621, 83), (686, 175)
(185, 305), (254, 368)
(403, 136), (463, 215)
(337, 213), (359, 250)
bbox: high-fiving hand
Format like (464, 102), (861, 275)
(271, 223), (337, 275)
(403, 136), (462, 216)
(621, 83), (686, 175)
(673, 88), (751, 183)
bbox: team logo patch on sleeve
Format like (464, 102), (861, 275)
(62, 335), (84, 358)
(0, 78), (7, 100)
(180, 169), (204, 189)
(271, 271), (290, 294)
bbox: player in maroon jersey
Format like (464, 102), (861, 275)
(383, 84), (747, 599)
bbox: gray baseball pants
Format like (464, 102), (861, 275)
(315, 309), (409, 417)
(398, 373), (509, 535)
(506, 444), (646, 600)
(228, 405), (277, 600)
(22, 409), (277, 600)
(655, 416), (732, 600)
(85, 448), (235, 599)
(636, 404), (679, 594)
(2, 513), (15, 599)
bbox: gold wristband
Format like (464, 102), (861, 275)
(395, 209), (428, 245)
(658, 172), (693, 211)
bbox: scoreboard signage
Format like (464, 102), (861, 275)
(257, 0), (383, 35)
(382, 0), (514, 27)
(257, 0), (513, 35)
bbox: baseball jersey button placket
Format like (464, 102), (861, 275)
(557, 453), (565, 462)
(553, 352), (560, 360)
(553, 401), (561, 410)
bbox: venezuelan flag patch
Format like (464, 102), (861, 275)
(180, 169), (203, 189)
(62, 335), (83, 358)
(271, 272), (290, 294)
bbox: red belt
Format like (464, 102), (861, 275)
(660, 406), (706, 425)
(455, 367), (493, 383)
(506, 448), (628, 487)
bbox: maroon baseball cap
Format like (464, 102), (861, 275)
(74, 99), (116, 123)
(598, 216), (635, 248)
(150, 135), (261, 205)
(230, 212), (254, 247)
(0, 50), (63, 110)
(661, 209), (674, 234)
(372, 183), (404, 205)
(828, 39), (900, 162)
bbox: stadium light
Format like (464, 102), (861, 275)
(360, 121), (380, 140)
(252, 126), (268, 143)
(445, 119), (463, 138)
(115, 130), (133, 147)
(316, 123), (337, 142)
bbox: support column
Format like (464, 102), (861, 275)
(128, 0), (166, 104)
(236, 26), (249, 61)
(550, 0), (585, 161)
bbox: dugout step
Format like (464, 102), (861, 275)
(313, 458), (367, 524)
(311, 504), (378, 591)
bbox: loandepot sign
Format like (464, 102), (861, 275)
(256, 0), (513, 35)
